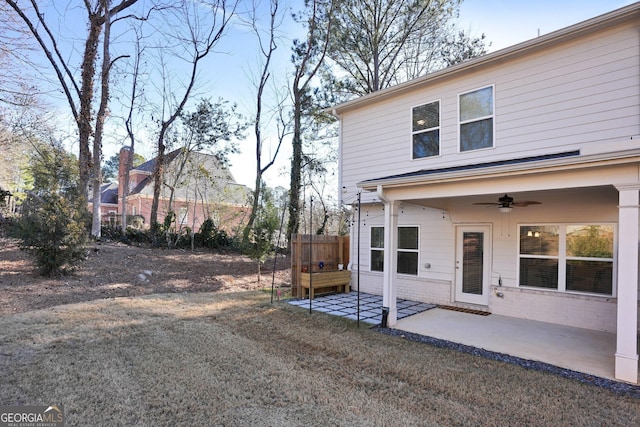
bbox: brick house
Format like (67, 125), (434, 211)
(96, 146), (251, 234)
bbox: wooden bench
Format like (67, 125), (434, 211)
(300, 270), (351, 299)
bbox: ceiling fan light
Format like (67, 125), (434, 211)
(499, 206), (512, 214)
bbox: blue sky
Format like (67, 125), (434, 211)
(457, 0), (634, 51)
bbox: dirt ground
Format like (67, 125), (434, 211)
(0, 238), (291, 316)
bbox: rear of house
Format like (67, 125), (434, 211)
(334, 4), (640, 383)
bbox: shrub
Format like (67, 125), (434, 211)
(17, 144), (89, 277)
(128, 215), (145, 229)
(196, 218), (230, 249)
(101, 224), (124, 241)
(125, 227), (152, 245)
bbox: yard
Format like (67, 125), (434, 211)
(0, 239), (638, 426)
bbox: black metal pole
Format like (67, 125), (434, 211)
(309, 196), (313, 314)
(357, 191), (361, 327)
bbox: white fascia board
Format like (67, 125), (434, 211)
(358, 149), (640, 191)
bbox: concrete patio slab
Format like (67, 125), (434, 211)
(396, 307), (619, 381)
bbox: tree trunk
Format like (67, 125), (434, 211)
(150, 140), (165, 231)
(287, 86), (303, 246)
(121, 154), (131, 230)
(91, 0), (112, 238)
(78, 13), (104, 202)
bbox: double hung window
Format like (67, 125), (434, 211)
(370, 227), (384, 272)
(412, 101), (440, 159)
(459, 86), (494, 151)
(397, 226), (419, 275)
(178, 207), (188, 225)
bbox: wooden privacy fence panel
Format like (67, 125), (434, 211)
(291, 234), (350, 298)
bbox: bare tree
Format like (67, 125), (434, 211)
(164, 98), (245, 213)
(0, 2), (39, 107)
(326, 0), (486, 97)
(242, 0), (288, 243)
(120, 26), (146, 230)
(148, 0), (238, 231)
(91, 0), (134, 236)
(5, 0), (142, 237)
(287, 0), (335, 244)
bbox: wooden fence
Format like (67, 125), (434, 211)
(290, 234), (350, 298)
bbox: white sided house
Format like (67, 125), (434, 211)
(333, 3), (640, 384)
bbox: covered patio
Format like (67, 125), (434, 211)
(355, 151), (640, 384)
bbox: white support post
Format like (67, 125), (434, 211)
(382, 199), (399, 326)
(615, 185), (639, 383)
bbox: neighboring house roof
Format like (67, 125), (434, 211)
(130, 149), (249, 205)
(98, 148), (250, 207)
(331, 3), (639, 115)
(99, 182), (118, 205)
(133, 148), (181, 173)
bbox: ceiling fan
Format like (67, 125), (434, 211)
(473, 194), (541, 213)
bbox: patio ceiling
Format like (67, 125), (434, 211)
(397, 186), (619, 212)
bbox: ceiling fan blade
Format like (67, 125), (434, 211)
(472, 202), (500, 205)
(512, 201), (542, 207)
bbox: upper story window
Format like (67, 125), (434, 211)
(459, 86), (494, 152)
(412, 101), (440, 159)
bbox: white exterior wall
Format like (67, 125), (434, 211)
(338, 7), (639, 382)
(340, 14), (640, 335)
(350, 204), (455, 304)
(339, 22), (640, 203)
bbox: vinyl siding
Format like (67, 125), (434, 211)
(340, 21), (640, 197)
(349, 204), (455, 304)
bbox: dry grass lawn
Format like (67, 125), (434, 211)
(1, 291), (638, 426)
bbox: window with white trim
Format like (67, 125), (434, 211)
(178, 206), (188, 225)
(412, 101), (440, 159)
(459, 86), (494, 152)
(518, 224), (615, 295)
(370, 227), (384, 272)
(370, 226), (419, 275)
(397, 226), (419, 275)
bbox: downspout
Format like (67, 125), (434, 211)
(377, 185), (398, 327)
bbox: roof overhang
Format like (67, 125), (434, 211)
(359, 148), (640, 192)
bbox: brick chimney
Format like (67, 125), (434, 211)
(118, 146), (132, 203)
